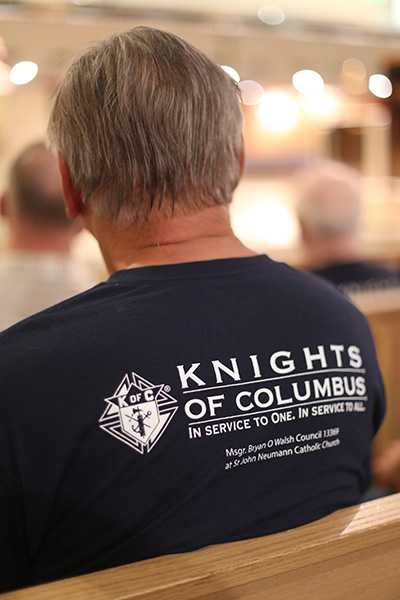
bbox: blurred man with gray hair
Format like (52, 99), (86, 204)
(0, 141), (98, 329)
(0, 27), (384, 591)
(296, 160), (398, 291)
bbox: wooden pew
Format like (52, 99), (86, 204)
(2, 493), (400, 600)
(351, 290), (400, 457)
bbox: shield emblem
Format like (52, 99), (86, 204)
(119, 401), (160, 445)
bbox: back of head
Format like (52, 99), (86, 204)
(47, 26), (243, 228)
(8, 141), (72, 229)
(295, 161), (362, 240)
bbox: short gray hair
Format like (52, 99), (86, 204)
(295, 161), (362, 238)
(47, 26), (243, 227)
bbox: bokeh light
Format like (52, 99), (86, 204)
(221, 65), (240, 83)
(259, 90), (299, 132)
(369, 74), (393, 98)
(257, 4), (286, 25)
(10, 61), (38, 85)
(239, 80), (265, 105)
(298, 90), (340, 122)
(342, 58), (367, 81)
(292, 70), (324, 95)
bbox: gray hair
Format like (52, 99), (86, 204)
(47, 26), (243, 227)
(8, 141), (72, 228)
(295, 161), (362, 238)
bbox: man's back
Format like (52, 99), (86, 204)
(0, 254), (384, 589)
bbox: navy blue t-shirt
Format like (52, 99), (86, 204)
(0, 255), (385, 591)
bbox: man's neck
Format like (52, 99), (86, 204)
(86, 205), (256, 274)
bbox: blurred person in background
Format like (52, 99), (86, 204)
(295, 160), (399, 293)
(0, 141), (98, 330)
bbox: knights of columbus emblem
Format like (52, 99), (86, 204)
(99, 372), (178, 454)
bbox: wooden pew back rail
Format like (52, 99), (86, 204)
(3, 493), (400, 600)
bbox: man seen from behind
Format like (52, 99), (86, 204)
(0, 27), (385, 592)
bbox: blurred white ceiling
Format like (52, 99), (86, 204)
(2, 0), (397, 27)
(1, 0), (400, 88)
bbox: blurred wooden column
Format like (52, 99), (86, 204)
(351, 291), (400, 457)
(386, 66), (400, 176)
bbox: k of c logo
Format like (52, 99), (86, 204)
(99, 372), (178, 454)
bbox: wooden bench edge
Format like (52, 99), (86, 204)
(3, 493), (400, 600)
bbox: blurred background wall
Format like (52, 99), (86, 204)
(1, 0), (400, 269)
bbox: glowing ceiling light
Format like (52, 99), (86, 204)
(10, 61), (38, 85)
(221, 65), (240, 83)
(259, 90), (299, 132)
(369, 74), (393, 98)
(238, 80), (265, 105)
(292, 70), (324, 95)
(257, 4), (286, 25)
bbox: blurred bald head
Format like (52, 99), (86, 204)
(295, 161), (363, 268)
(7, 142), (71, 229)
(296, 161), (362, 239)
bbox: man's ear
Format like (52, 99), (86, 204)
(57, 153), (83, 220)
